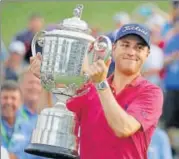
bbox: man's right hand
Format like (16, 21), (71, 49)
(29, 52), (42, 79)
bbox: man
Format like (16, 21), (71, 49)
(13, 13), (44, 63)
(4, 41), (26, 81)
(0, 80), (36, 159)
(142, 23), (164, 87)
(162, 17), (179, 129)
(18, 69), (42, 128)
(162, 16), (179, 157)
(29, 24), (163, 159)
(161, 0), (179, 39)
(0, 39), (7, 83)
(107, 11), (131, 43)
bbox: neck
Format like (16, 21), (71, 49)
(24, 102), (37, 114)
(3, 116), (16, 127)
(113, 70), (140, 93)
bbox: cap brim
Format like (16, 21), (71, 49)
(116, 33), (150, 48)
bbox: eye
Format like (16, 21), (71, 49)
(121, 43), (129, 48)
(137, 45), (145, 51)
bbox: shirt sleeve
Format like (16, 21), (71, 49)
(126, 85), (163, 131)
(66, 84), (94, 121)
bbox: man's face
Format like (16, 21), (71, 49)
(1, 90), (22, 118)
(21, 73), (42, 106)
(29, 17), (44, 33)
(113, 35), (149, 75)
(10, 53), (24, 66)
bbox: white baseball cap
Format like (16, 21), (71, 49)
(113, 12), (131, 24)
(9, 41), (26, 55)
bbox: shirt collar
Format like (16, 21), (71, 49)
(108, 74), (144, 89)
(23, 105), (37, 116)
(2, 119), (14, 129)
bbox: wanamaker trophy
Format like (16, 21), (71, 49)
(25, 4), (112, 159)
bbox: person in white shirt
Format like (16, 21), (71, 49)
(1, 146), (10, 159)
(142, 44), (164, 86)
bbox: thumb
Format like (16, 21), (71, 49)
(105, 57), (112, 68)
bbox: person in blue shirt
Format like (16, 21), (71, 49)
(162, 17), (179, 130)
(0, 80), (42, 159)
(18, 69), (42, 130)
(162, 17), (179, 157)
(148, 127), (173, 159)
(161, 0), (179, 38)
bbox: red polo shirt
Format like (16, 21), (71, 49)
(67, 76), (163, 159)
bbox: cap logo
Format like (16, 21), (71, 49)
(122, 25), (148, 35)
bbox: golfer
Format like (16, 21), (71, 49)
(30, 23), (163, 159)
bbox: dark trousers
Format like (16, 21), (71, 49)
(162, 90), (179, 128)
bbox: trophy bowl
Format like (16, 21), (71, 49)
(25, 4), (112, 159)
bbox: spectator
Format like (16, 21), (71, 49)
(0, 80), (34, 159)
(142, 44), (164, 86)
(1, 39), (8, 62)
(4, 41), (26, 81)
(142, 22), (164, 86)
(107, 12), (131, 43)
(0, 39), (7, 83)
(163, 17), (179, 129)
(162, 16), (179, 156)
(145, 14), (166, 48)
(13, 13), (44, 63)
(18, 69), (42, 129)
(161, 0), (179, 39)
(148, 127), (173, 159)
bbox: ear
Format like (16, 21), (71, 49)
(146, 48), (150, 57)
(112, 43), (116, 61)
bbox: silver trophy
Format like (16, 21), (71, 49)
(25, 4), (112, 159)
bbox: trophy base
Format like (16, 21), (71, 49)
(25, 143), (79, 159)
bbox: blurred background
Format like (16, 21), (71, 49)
(1, 1), (179, 159)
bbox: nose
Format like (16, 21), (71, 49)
(126, 47), (136, 56)
(6, 97), (13, 105)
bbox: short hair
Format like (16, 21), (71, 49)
(1, 80), (22, 96)
(29, 13), (43, 21)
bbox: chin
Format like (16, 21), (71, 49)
(120, 68), (137, 76)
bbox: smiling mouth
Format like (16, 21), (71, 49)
(123, 58), (138, 61)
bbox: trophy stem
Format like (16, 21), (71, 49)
(53, 92), (70, 108)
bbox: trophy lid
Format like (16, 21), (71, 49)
(59, 4), (91, 33)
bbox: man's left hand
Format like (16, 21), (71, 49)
(85, 58), (111, 83)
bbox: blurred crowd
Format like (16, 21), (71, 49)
(1, 1), (179, 159)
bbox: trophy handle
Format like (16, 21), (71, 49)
(93, 35), (112, 62)
(31, 30), (47, 57)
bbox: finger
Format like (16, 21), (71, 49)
(96, 59), (106, 69)
(105, 57), (112, 68)
(89, 65), (98, 75)
(30, 56), (36, 64)
(93, 62), (104, 74)
(37, 52), (42, 60)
